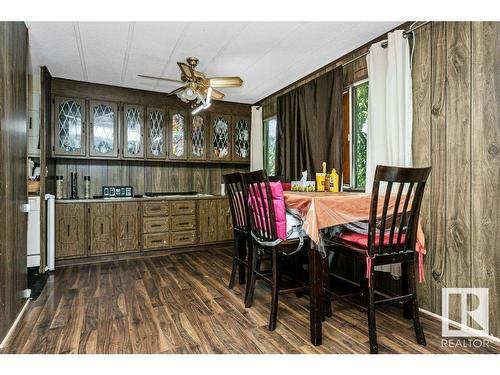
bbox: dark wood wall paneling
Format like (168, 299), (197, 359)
(38, 66), (54, 271)
(0, 21), (28, 342)
(50, 78), (251, 197)
(54, 159), (248, 197)
(412, 22), (499, 337)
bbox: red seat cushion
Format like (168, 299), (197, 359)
(339, 232), (407, 249)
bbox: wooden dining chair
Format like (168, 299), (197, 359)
(326, 165), (431, 353)
(223, 172), (252, 303)
(241, 170), (308, 331)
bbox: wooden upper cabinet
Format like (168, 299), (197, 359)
(123, 104), (145, 159)
(53, 96), (86, 156)
(89, 203), (115, 255)
(217, 199), (233, 241)
(89, 100), (119, 158)
(198, 199), (218, 244)
(168, 109), (187, 160)
(210, 114), (232, 161)
(146, 107), (167, 159)
(232, 116), (250, 162)
(188, 114), (207, 160)
(115, 202), (140, 253)
(55, 203), (87, 259)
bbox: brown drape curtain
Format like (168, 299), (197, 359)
(276, 66), (343, 181)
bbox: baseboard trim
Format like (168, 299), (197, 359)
(0, 299), (30, 349)
(418, 307), (500, 344)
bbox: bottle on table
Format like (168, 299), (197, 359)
(316, 161), (327, 192)
(329, 168), (339, 192)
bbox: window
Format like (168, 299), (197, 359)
(343, 80), (368, 190)
(263, 116), (277, 175)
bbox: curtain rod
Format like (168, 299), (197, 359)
(342, 21), (430, 67)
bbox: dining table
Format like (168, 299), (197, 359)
(283, 190), (427, 346)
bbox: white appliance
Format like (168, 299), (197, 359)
(27, 196), (40, 268)
(45, 194), (55, 271)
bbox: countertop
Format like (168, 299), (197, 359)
(55, 193), (227, 204)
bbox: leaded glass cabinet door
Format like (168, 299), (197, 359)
(146, 107), (166, 159)
(54, 96), (86, 156)
(89, 100), (119, 158)
(123, 104), (145, 159)
(168, 110), (187, 160)
(232, 116), (250, 162)
(189, 114), (207, 160)
(210, 114), (231, 161)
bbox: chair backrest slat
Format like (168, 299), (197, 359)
(378, 181), (393, 254)
(388, 182), (405, 254)
(368, 166), (431, 257)
(223, 173), (249, 234)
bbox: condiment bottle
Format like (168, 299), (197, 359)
(329, 168), (339, 192)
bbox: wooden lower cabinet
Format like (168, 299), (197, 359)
(55, 197), (233, 262)
(115, 202), (140, 253)
(89, 203), (115, 255)
(217, 199), (233, 241)
(55, 203), (87, 259)
(198, 199), (218, 244)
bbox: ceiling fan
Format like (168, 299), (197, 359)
(138, 57), (243, 113)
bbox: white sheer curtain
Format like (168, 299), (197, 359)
(365, 30), (413, 277)
(366, 30), (413, 191)
(250, 106), (264, 171)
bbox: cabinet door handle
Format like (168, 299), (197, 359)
(151, 239), (161, 243)
(100, 223), (104, 235)
(67, 224), (70, 237)
(151, 224), (162, 228)
(179, 222), (189, 226)
(126, 220), (129, 233)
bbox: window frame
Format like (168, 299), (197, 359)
(263, 115), (277, 175)
(343, 78), (368, 192)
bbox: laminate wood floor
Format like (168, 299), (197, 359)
(2, 247), (499, 354)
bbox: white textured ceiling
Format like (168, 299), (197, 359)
(26, 22), (400, 103)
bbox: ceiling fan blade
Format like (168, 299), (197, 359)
(138, 74), (183, 84)
(207, 76), (243, 88)
(202, 87), (225, 100)
(177, 62), (195, 79)
(167, 86), (186, 96)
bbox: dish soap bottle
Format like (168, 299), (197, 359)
(329, 168), (339, 192)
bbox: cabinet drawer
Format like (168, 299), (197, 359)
(171, 201), (195, 216)
(143, 217), (169, 233)
(171, 230), (196, 247)
(143, 232), (170, 250)
(143, 201), (169, 217)
(171, 215), (196, 232)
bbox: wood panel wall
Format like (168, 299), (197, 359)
(412, 22), (499, 337)
(0, 21), (28, 342)
(54, 159), (248, 198)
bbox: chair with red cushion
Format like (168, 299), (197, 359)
(327, 165), (431, 353)
(241, 170), (309, 331)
